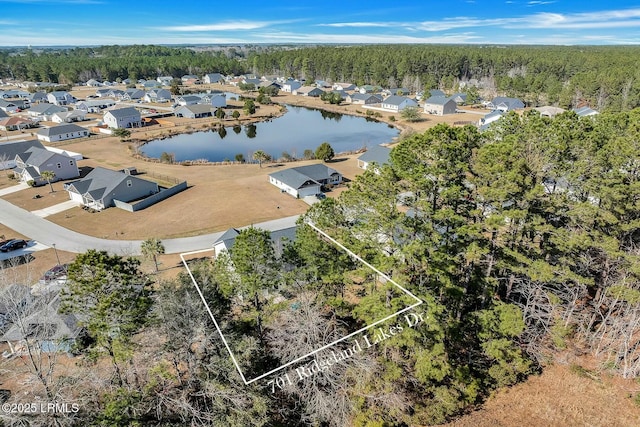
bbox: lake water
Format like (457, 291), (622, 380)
(140, 105), (399, 162)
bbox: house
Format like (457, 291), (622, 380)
(383, 88), (410, 97)
(0, 139), (44, 170)
(429, 89), (446, 97)
(213, 225), (297, 258)
(573, 106), (599, 117)
(0, 89), (30, 99)
(36, 123), (89, 143)
(27, 91), (48, 104)
(357, 145), (392, 172)
(293, 86), (324, 97)
(478, 110), (505, 131)
(534, 106), (566, 118)
(177, 95), (202, 106)
(346, 93), (382, 105)
(358, 85), (381, 94)
(269, 164), (343, 198)
(156, 76), (174, 86)
(181, 74), (200, 84)
(488, 97), (525, 112)
(333, 82), (356, 91)
(120, 89), (145, 101)
(258, 80), (280, 91)
(380, 95), (418, 112)
(450, 93), (468, 104)
(27, 103), (67, 121)
(0, 117), (35, 131)
(86, 79), (102, 87)
(423, 96), (457, 115)
(174, 104), (216, 119)
(46, 91), (75, 106)
(0, 109), (7, 119)
(282, 79), (302, 93)
(143, 89), (172, 103)
(51, 110), (86, 123)
(198, 93), (226, 108)
(64, 167), (159, 211)
(75, 99), (116, 113)
(0, 99), (20, 113)
(1, 295), (82, 354)
(14, 144), (79, 184)
(103, 107), (142, 129)
(315, 80), (332, 88)
(203, 73), (224, 84)
(143, 80), (162, 89)
(95, 88), (112, 97)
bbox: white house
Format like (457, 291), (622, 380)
(46, 91), (75, 106)
(51, 110), (86, 123)
(103, 107), (141, 129)
(268, 164), (342, 198)
(75, 99), (116, 113)
(357, 145), (391, 172)
(488, 97), (525, 112)
(380, 95), (418, 112)
(282, 80), (302, 93)
(36, 123), (89, 143)
(203, 73), (224, 84)
(573, 106), (599, 117)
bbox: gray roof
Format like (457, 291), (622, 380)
(573, 106), (599, 116)
(105, 107), (140, 119)
(65, 166), (151, 201)
(179, 95), (202, 102)
(383, 95), (413, 106)
(269, 168), (320, 190)
(0, 109), (7, 118)
(291, 164), (340, 183)
(214, 226), (297, 257)
(358, 145), (391, 165)
(2, 295), (82, 342)
(424, 95), (454, 105)
(175, 105), (215, 115)
(16, 146), (57, 166)
(491, 97), (524, 109)
(429, 89), (446, 97)
(29, 103), (67, 115)
(37, 123), (87, 138)
(0, 139), (44, 161)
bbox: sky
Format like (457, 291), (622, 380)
(0, 0), (639, 46)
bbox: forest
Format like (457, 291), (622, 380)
(2, 44), (640, 111)
(2, 107), (639, 426)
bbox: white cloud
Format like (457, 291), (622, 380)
(158, 20), (297, 32)
(318, 22), (395, 28)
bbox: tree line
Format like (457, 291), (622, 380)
(3, 44), (640, 112)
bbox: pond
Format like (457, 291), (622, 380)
(139, 105), (399, 162)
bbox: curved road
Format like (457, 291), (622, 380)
(0, 198), (299, 255)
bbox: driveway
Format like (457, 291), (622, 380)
(0, 198), (300, 255)
(0, 240), (50, 262)
(31, 200), (80, 218)
(0, 183), (29, 197)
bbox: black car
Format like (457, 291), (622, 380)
(0, 239), (28, 252)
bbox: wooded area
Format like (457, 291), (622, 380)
(2, 44), (640, 111)
(2, 107), (639, 426)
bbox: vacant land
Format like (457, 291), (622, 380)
(437, 361), (640, 427)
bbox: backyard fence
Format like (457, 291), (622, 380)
(113, 181), (188, 212)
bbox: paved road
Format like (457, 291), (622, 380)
(0, 198), (300, 255)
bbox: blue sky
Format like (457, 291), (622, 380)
(0, 1), (639, 46)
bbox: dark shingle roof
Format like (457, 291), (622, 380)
(0, 139), (44, 161)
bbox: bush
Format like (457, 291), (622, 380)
(26, 179), (35, 187)
(389, 115), (396, 121)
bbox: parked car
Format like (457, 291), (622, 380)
(0, 238), (14, 247)
(39, 264), (68, 285)
(315, 193), (327, 200)
(0, 239), (27, 252)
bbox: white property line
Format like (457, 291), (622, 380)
(181, 222), (424, 386)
